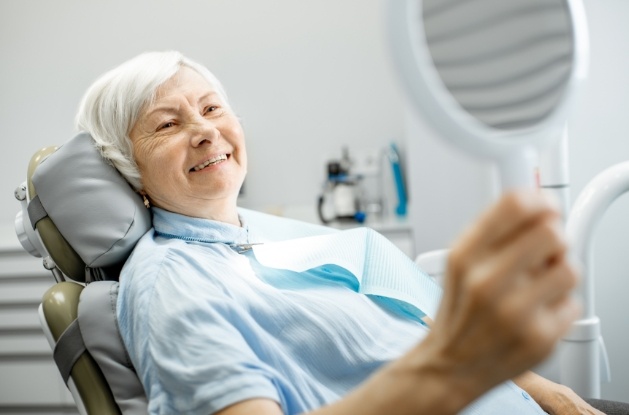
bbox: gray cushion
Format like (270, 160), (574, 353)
(79, 281), (148, 414)
(585, 399), (629, 415)
(31, 132), (151, 269)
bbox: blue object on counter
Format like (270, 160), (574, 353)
(388, 142), (407, 217)
(354, 211), (366, 223)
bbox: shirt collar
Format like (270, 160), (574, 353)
(151, 207), (251, 246)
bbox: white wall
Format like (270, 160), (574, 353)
(1, 0), (627, 403)
(0, 0), (403, 224)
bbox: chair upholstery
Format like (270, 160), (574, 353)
(28, 132), (151, 282)
(23, 133), (152, 414)
(78, 281), (148, 414)
(41, 282), (121, 414)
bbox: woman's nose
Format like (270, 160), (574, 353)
(190, 118), (219, 147)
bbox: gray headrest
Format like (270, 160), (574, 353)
(31, 132), (151, 269)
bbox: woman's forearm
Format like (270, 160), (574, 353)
(217, 334), (486, 415)
(310, 337), (480, 415)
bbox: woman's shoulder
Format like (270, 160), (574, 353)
(122, 227), (254, 287)
(121, 229), (197, 289)
(123, 228), (182, 268)
(117, 228), (261, 330)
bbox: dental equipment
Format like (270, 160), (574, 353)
(561, 162), (629, 397)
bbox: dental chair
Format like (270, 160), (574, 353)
(14, 132), (152, 414)
(15, 132), (337, 415)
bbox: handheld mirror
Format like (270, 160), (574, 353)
(387, 0), (588, 190)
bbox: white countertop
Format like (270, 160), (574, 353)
(265, 204), (413, 233)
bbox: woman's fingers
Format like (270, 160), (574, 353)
(447, 207), (569, 310)
(489, 218), (578, 318)
(426, 190), (582, 395)
(439, 193), (556, 328)
(536, 260), (581, 329)
(533, 258), (580, 306)
(480, 215), (569, 288)
(450, 191), (561, 271)
(482, 247), (580, 361)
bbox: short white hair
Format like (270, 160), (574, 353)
(75, 51), (229, 191)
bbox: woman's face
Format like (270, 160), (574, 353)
(130, 67), (247, 219)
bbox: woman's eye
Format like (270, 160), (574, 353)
(205, 106), (219, 114)
(157, 121), (175, 131)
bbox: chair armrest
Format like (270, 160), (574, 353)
(415, 249), (449, 286)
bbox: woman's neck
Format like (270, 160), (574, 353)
(194, 201), (241, 226)
(155, 197), (241, 226)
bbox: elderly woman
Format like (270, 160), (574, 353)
(76, 51), (604, 415)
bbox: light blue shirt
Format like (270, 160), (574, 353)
(117, 208), (546, 415)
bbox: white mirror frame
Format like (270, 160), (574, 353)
(387, 0), (589, 188)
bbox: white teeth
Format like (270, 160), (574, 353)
(193, 154), (227, 171)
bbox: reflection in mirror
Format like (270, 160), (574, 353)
(423, 0), (574, 131)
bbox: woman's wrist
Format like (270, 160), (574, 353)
(419, 341), (485, 410)
(373, 336), (485, 415)
(314, 344), (475, 415)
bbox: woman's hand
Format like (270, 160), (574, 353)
(541, 387), (606, 415)
(515, 371), (605, 415)
(405, 190), (581, 408)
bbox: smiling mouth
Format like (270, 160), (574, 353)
(191, 154), (229, 172)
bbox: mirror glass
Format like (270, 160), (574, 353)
(422, 0), (574, 132)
